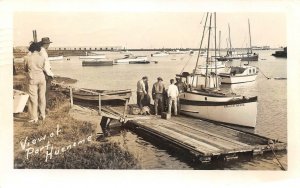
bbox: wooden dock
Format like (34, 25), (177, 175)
(124, 115), (286, 163)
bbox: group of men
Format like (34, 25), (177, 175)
(137, 76), (183, 116)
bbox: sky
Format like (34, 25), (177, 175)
(13, 9), (286, 49)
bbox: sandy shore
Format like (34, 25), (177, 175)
(13, 70), (140, 169)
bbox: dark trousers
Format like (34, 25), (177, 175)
(154, 93), (164, 115)
(137, 92), (145, 109)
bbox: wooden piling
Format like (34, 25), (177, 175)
(122, 99), (129, 121)
(70, 87), (73, 107)
(98, 93), (101, 115)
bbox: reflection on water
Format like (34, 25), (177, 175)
(53, 50), (287, 169)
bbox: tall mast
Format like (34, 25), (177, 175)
(205, 13), (212, 88)
(228, 24), (232, 52)
(218, 30), (221, 56)
(192, 12), (209, 88)
(194, 12), (209, 71)
(248, 19), (252, 54)
(214, 12), (218, 89)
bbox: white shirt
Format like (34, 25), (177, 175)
(137, 79), (146, 93)
(40, 47), (54, 77)
(27, 47), (54, 77)
(167, 84), (179, 99)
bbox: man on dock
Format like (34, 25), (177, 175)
(38, 37), (55, 109)
(137, 76), (148, 109)
(167, 79), (179, 116)
(152, 77), (165, 115)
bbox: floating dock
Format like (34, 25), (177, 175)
(123, 114), (286, 163)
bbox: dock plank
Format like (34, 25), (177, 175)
(172, 116), (267, 145)
(134, 119), (222, 155)
(136, 118), (254, 153)
(126, 114), (286, 159)
(160, 120), (252, 151)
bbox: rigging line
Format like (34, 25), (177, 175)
(191, 12), (209, 86)
(200, 12), (206, 24)
(180, 55), (193, 74)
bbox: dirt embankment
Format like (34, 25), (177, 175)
(13, 68), (140, 169)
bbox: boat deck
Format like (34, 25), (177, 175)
(124, 114), (286, 163)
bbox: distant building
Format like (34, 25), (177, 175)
(48, 46), (123, 51)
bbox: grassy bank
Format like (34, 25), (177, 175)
(14, 69), (140, 169)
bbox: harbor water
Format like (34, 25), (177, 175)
(52, 50), (287, 170)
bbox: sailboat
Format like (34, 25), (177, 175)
(241, 19), (259, 61)
(178, 12), (258, 128)
(216, 24), (243, 61)
(219, 19), (259, 84)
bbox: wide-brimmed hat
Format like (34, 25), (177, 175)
(157, 77), (163, 81)
(40, 37), (52, 44)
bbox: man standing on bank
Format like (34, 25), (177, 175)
(39, 37), (54, 108)
(152, 77), (165, 115)
(137, 76), (148, 109)
(167, 79), (179, 116)
(25, 42), (47, 122)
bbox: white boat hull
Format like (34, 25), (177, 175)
(114, 56), (148, 64)
(48, 56), (64, 61)
(219, 74), (257, 84)
(179, 91), (257, 128)
(219, 65), (258, 84)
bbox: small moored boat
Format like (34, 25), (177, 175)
(82, 59), (113, 66)
(114, 55), (149, 64)
(151, 51), (169, 57)
(219, 65), (258, 84)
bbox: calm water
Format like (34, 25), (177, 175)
(52, 50), (287, 170)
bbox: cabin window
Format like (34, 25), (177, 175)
(249, 69), (252, 74)
(205, 97), (207, 101)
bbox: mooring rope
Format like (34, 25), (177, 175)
(267, 140), (286, 170)
(256, 67), (271, 79)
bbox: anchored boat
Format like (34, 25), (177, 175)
(82, 59), (113, 66)
(151, 51), (169, 57)
(219, 65), (258, 84)
(114, 55), (149, 64)
(178, 12), (258, 128)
